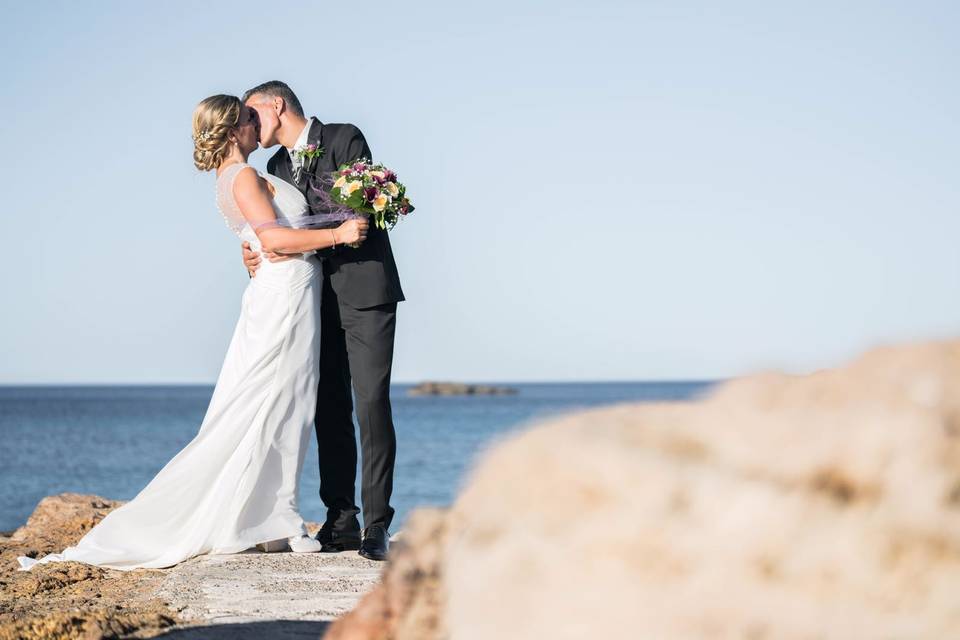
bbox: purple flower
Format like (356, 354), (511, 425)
(352, 162), (367, 173)
(363, 186), (379, 203)
(306, 144), (317, 152)
(372, 174), (386, 185)
(383, 169), (397, 182)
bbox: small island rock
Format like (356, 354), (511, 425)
(407, 382), (517, 397)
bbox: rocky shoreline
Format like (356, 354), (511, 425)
(0, 495), (384, 640)
(6, 340), (960, 639)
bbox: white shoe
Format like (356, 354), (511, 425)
(288, 534), (323, 553)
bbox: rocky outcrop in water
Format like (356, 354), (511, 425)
(407, 382), (517, 397)
(328, 340), (960, 639)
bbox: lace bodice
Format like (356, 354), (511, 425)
(215, 163), (309, 249)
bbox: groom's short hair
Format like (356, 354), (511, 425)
(242, 81), (304, 117)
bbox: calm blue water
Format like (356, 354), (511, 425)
(0, 383), (713, 532)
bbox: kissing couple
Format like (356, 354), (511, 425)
(19, 80), (405, 570)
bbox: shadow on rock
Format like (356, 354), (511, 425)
(157, 620), (330, 639)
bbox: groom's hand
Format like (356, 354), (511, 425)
(243, 242), (303, 273)
(242, 242), (261, 277)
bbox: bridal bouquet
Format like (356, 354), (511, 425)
(328, 159), (414, 230)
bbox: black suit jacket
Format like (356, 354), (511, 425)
(267, 119), (405, 309)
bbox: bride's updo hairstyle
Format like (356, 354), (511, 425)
(192, 94), (242, 171)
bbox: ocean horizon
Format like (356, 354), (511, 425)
(0, 381), (715, 532)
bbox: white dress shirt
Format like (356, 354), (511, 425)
(288, 117), (316, 171)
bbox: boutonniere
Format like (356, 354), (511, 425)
(294, 143), (324, 168)
(292, 143), (324, 183)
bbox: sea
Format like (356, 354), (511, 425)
(0, 382), (714, 532)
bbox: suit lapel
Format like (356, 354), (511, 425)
(271, 119), (325, 194)
(271, 146), (294, 186)
(307, 118), (324, 152)
(295, 118), (327, 191)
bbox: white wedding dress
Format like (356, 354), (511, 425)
(19, 163), (323, 571)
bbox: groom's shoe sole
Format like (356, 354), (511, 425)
(358, 547), (388, 561)
(319, 540), (361, 553)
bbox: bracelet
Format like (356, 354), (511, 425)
(330, 229), (337, 249)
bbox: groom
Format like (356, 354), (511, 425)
(241, 81), (404, 561)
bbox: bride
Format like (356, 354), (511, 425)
(18, 95), (368, 570)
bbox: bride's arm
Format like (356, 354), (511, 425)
(233, 167), (368, 253)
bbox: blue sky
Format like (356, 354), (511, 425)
(1, 1), (958, 383)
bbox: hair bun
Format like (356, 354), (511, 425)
(191, 95), (242, 172)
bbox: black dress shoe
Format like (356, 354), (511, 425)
(315, 523), (361, 553)
(358, 525), (389, 561)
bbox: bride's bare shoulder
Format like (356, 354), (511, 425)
(232, 166), (274, 199)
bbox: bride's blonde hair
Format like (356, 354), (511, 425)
(192, 94), (242, 171)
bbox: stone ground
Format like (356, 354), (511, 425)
(156, 548), (383, 638)
(0, 495), (388, 640)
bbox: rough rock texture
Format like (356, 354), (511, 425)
(329, 340), (960, 639)
(0, 494), (178, 640)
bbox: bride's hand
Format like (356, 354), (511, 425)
(337, 218), (370, 246)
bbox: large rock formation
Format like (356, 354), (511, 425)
(327, 340), (960, 639)
(0, 494), (178, 640)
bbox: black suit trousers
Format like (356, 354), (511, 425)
(315, 273), (397, 532)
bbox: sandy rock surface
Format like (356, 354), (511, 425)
(0, 494), (176, 640)
(159, 543), (383, 635)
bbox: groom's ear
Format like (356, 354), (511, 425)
(274, 96), (286, 116)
